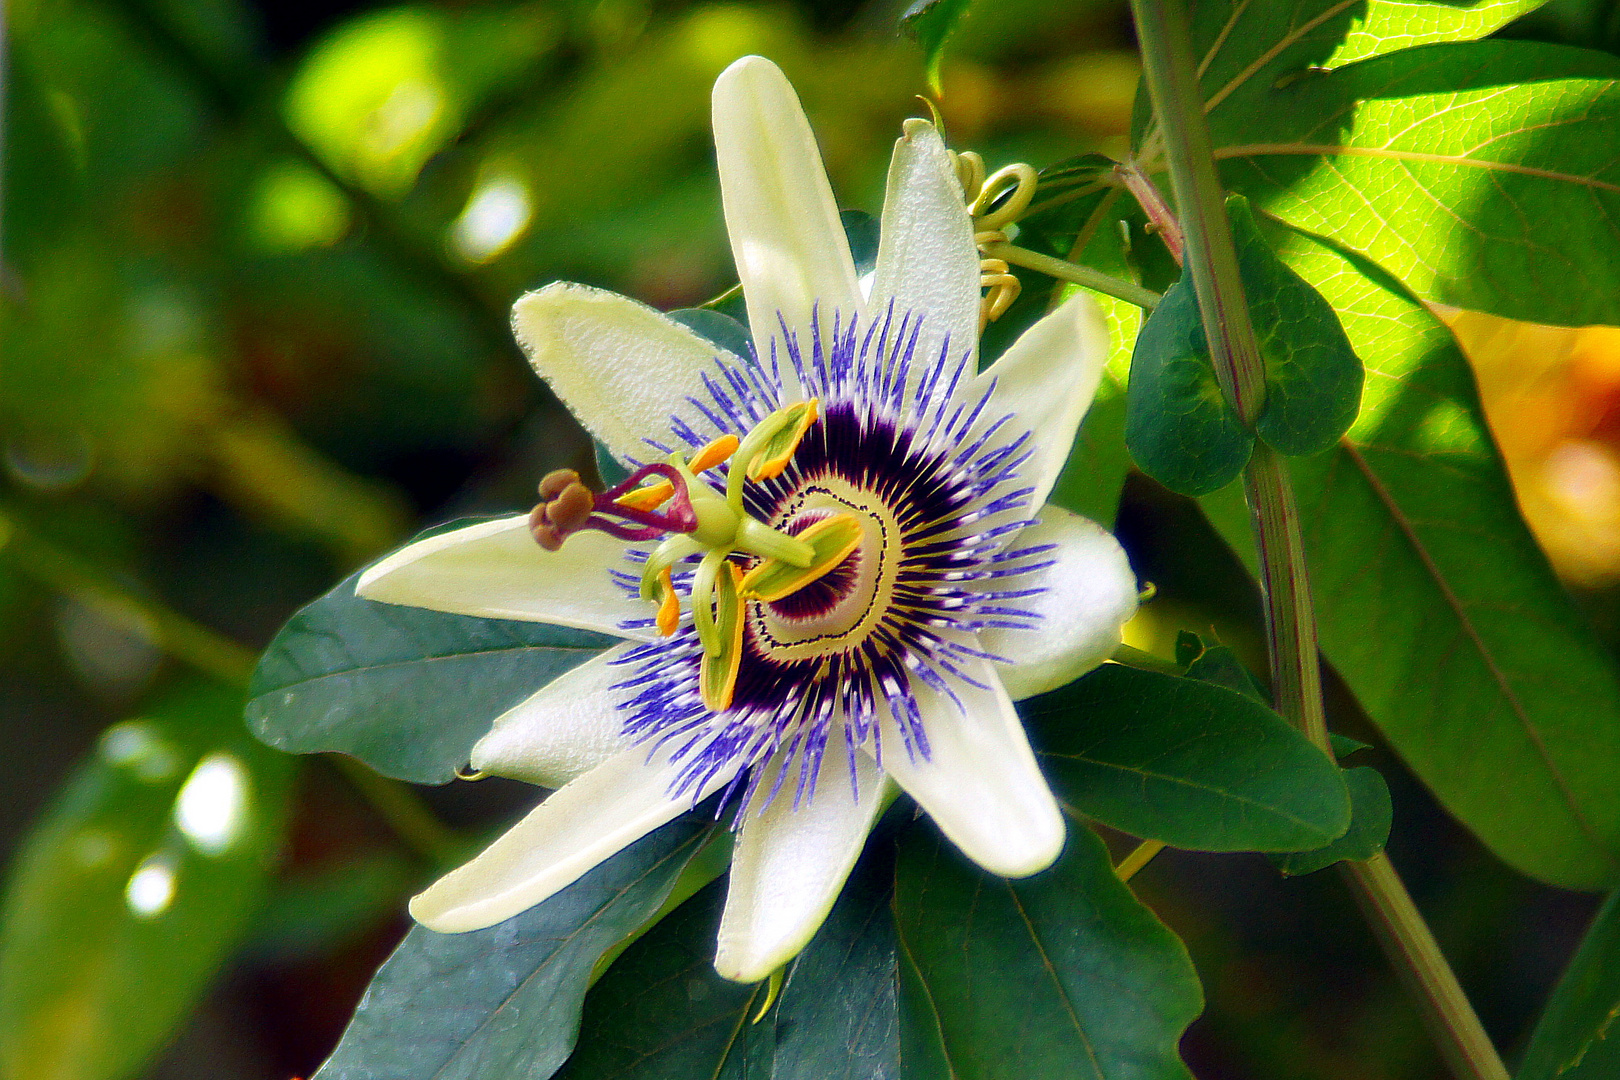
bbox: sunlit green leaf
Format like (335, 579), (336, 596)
(893, 820), (1202, 1080)
(1203, 41), (1620, 327)
(1025, 664), (1351, 852)
(1273, 767), (1393, 876)
(1518, 889), (1620, 1080)
(314, 816), (713, 1080)
(0, 681), (292, 1080)
(246, 520), (615, 785)
(1201, 228), (1620, 890)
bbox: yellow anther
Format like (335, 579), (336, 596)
(746, 399), (818, 482)
(690, 433), (740, 473)
(655, 567), (680, 637)
(699, 562), (745, 713)
(616, 481), (674, 512)
(738, 513), (864, 602)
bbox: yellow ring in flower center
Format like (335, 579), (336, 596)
(748, 475), (901, 662)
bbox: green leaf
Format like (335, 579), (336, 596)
(1273, 767), (1393, 876)
(1330, 733), (1374, 758)
(1517, 889), (1620, 1080)
(1026, 664), (1351, 852)
(669, 307), (755, 365)
(1203, 41), (1620, 327)
(1125, 275), (1254, 496)
(1226, 195), (1362, 456)
(0, 681), (292, 1080)
(247, 520), (616, 785)
(1178, 633), (1268, 702)
(557, 878), (770, 1080)
(1199, 228), (1620, 890)
(769, 838), (905, 1079)
(901, 0), (974, 94)
(1022, 183), (1143, 529)
(313, 815), (713, 1080)
(840, 209), (881, 277)
(1139, 0), (1550, 154)
(893, 820), (1202, 1080)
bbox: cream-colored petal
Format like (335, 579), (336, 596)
(973, 291), (1110, 508)
(410, 742), (739, 933)
(877, 657), (1064, 878)
(356, 516), (653, 639)
(869, 119), (980, 412)
(470, 644), (641, 789)
(979, 506), (1138, 700)
(712, 56), (861, 395)
(714, 745), (887, 983)
(512, 282), (742, 460)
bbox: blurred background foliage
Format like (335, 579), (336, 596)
(4, 0), (1620, 1077)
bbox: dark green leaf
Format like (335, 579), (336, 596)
(1227, 196), (1362, 455)
(0, 681), (292, 1080)
(593, 441), (630, 487)
(1126, 275), (1254, 496)
(1178, 634), (1267, 703)
(769, 838), (904, 1080)
(900, 0), (974, 94)
(247, 520), (615, 785)
(1330, 733), (1373, 758)
(314, 815), (712, 1080)
(1199, 228), (1620, 890)
(893, 820), (1201, 1080)
(840, 209), (881, 277)
(1025, 664), (1351, 852)
(669, 307), (756, 364)
(557, 879), (770, 1080)
(1202, 41), (1620, 327)
(1517, 889), (1620, 1080)
(1273, 767), (1393, 876)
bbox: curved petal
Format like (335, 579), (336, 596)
(714, 746), (888, 983)
(972, 290), (1110, 507)
(978, 506), (1139, 700)
(513, 282), (742, 460)
(356, 516), (653, 639)
(410, 742), (740, 933)
(869, 119), (980, 413)
(470, 643), (641, 789)
(712, 56), (862, 394)
(877, 657), (1065, 878)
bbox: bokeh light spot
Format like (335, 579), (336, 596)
(99, 722), (181, 783)
(125, 855), (176, 919)
(451, 174), (533, 264)
(174, 752), (250, 856)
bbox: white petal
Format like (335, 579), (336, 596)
(712, 56), (862, 394)
(877, 658), (1065, 878)
(973, 290), (1110, 508)
(869, 119), (980, 412)
(410, 742), (739, 933)
(470, 644), (641, 789)
(356, 516), (653, 639)
(714, 746), (887, 983)
(979, 506), (1138, 700)
(513, 282), (742, 460)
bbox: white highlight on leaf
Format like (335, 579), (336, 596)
(125, 855), (177, 918)
(451, 174), (533, 264)
(100, 721), (181, 783)
(174, 752), (250, 856)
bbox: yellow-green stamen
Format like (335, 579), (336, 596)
(739, 514), (864, 602)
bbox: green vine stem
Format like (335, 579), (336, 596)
(1124, 2), (1511, 1079)
(0, 507), (465, 868)
(979, 241), (1162, 311)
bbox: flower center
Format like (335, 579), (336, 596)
(529, 398), (865, 713)
(750, 476), (900, 661)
